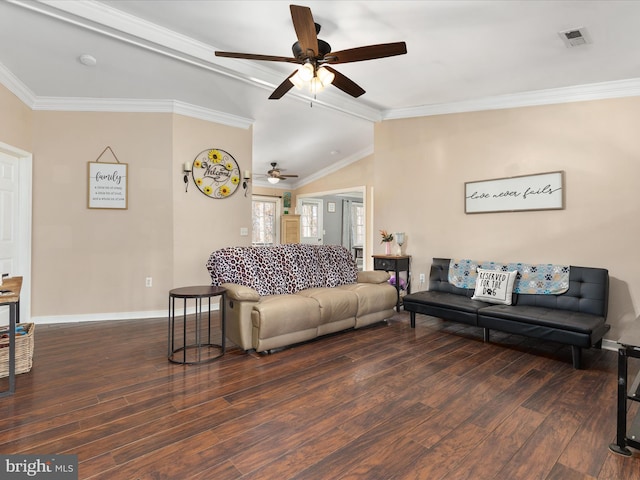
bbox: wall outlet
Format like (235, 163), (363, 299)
(419, 273), (425, 283)
(145, 277), (152, 288)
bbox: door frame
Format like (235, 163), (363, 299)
(296, 186), (368, 266)
(0, 142), (32, 323)
(296, 197), (324, 244)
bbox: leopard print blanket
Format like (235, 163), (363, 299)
(206, 244), (358, 296)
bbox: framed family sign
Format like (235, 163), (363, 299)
(465, 171), (564, 214)
(87, 146), (128, 209)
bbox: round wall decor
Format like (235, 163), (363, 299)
(191, 148), (240, 198)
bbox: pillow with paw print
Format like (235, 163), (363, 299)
(471, 268), (518, 305)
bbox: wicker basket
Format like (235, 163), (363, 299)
(0, 322), (34, 378)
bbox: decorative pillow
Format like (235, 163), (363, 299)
(471, 268), (518, 305)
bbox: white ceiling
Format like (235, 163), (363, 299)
(2, 1), (640, 187)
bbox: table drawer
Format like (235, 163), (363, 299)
(374, 258), (393, 270)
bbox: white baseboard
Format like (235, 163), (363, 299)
(32, 304), (220, 325)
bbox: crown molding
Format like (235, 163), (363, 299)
(0, 61), (36, 108)
(29, 97), (254, 129)
(383, 78), (640, 120)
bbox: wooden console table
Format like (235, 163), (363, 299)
(372, 255), (411, 312)
(0, 276), (23, 397)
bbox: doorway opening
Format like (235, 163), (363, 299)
(297, 186), (367, 270)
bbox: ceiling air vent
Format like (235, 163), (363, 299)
(558, 27), (591, 47)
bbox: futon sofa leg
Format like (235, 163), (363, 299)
(483, 328), (490, 342)
(571, 346), (583, 369)
(594, 339), (603, 349)
(410, 312), (416, 328)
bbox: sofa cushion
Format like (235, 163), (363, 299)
(357, 270), (390, 284)
(337, 282), (398, 316)
(478, 304), (606, 334)
(404, 290), (491, 313)
(251, 295), (322, 338)
(296, 287), (358, 325)
(471, 268), (517, 305)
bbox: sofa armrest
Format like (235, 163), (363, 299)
(221, 283), (261, 302)
(357, 271), (391, 284)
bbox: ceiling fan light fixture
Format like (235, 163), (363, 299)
(289, 71), (305, 89)
(316, 67), (335, 87)
(298, 62), (315, 82)
(309, 76), (324, 94)
(267, 176), (280, 184)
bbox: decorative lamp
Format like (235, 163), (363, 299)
(183, 161), (192, 192)
(395, 232), (405, 255)
(242, 170), (251, 196)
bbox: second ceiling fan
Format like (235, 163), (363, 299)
(215, 4), (407, 99)
(265, 162), (298, 184)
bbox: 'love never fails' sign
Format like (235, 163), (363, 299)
(465, 171), (564, 214)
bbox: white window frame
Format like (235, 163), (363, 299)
(251, 195), (281, 245)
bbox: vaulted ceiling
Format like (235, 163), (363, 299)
(2, 1), (640, 186)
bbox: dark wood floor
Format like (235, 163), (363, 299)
(0, 311), (638, 479)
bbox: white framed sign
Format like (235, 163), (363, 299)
(465, 171), (564, 214)
(87, 161), (128, 209)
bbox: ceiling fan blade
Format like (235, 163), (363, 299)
(269, 71), (297, 99)
(324, 42), (407, 64)
(215, 51), (299, 63)
(290, 5), (319, 57)
(324, 66), (365, 98)
(279, 174), (299, 178)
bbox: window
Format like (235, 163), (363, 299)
(252, 196), (280, 245)
(351, 202), (365, 247)
(300, 201), (319, 239)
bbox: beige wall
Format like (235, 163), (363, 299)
(172, 115), (252, 288)
(373, 97), (640, 340)
(32, 111), (175, 317)
(0, 83), (252, 320)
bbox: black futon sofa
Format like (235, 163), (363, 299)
(403, 258), (610, 369)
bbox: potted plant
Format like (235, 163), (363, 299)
(380, 230), (393, 255)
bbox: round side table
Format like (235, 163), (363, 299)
(168, 285), (226, 364)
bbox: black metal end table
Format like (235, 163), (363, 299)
(168, 285), (226, 364)
(609, 330), (640, 457)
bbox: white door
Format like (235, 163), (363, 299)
(298, 198), (323, 244)
(0, 152), (20, 324)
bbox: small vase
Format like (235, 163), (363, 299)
(385, 242), (391, 255)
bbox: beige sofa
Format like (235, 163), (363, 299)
(206, 244), (397, 352)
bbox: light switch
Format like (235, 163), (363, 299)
(240, 227), (248, 236)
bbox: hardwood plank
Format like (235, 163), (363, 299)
(0, 312), (635, 479)
(446, 406), (546, 480)
(496, 406), (583, 479)
(546, 462), (598, 480)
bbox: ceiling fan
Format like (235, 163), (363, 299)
(215, 4), (407, 99)
(266, 162), (299, 184)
